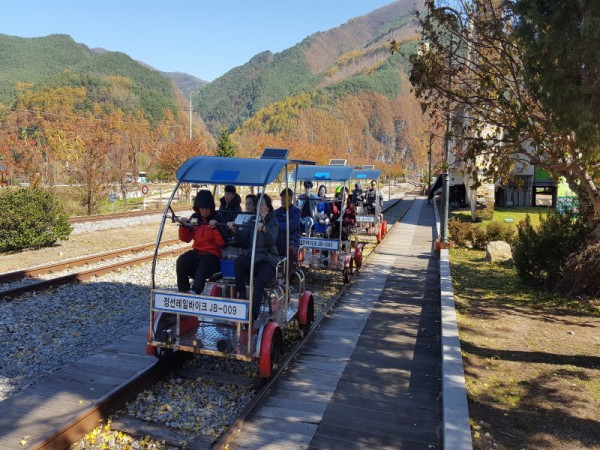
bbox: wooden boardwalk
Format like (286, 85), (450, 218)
(0, 328), (155, 450)
(229, 198), (442, 449)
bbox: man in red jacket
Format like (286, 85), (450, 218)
(176, 190), (226, 294)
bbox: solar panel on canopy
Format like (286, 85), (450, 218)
(261, 148), (290, 159)
(328, 159), (347, 166)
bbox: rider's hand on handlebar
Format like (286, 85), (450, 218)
(209, 219), (217, 229)
(179, 217), (189, 225)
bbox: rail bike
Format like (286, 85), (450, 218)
(146, 151), (314, 378)
(351, 166), (388, 243)
(293, 162), (362, 284)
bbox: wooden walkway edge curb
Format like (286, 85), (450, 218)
(433, 200), (474, 450)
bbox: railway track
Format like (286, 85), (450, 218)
(4, 192), (418, 449)
(68, 207), (189, 224)
(0, 239), (182, 300)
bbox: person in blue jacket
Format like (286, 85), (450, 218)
(296, 180), (319, 236)
(275, 187), (301, 271)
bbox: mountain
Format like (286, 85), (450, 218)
(163, 72), (208, 99)
(195, 0), (423, 135)
(0, 33), (179, 126)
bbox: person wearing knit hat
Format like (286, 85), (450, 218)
(176, 190), (226, 294)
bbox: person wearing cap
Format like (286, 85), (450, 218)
(296, 180), (319, 236)
(176, 190), (226, 294)
(218, 185), (242, 224)
(275, 187), (301, 271)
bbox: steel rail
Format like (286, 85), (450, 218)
(0, 239), (180, 284)
(0, 246), (186, 300)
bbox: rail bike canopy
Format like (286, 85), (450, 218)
(294, 165), (354, 183)
(351, 168), (382, 182)
(176, 156), (290, 187)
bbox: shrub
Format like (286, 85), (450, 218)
(0, 188), (72, 253)
(470, 226), (489, 250)
(512, 212), (586, 287)
(448, 218), (475, 247)
(486, 221), (516, 244)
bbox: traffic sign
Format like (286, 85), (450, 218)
(141, 185), (149, 195)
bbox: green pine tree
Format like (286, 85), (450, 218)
(216, 128), (235, 157)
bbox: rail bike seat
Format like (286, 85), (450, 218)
(313, 220), (329, 235)
(264, 257), (287, 288)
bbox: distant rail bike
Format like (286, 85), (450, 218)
(146, 150), (315, 378)
(351, 166), (388, 243)
(294, 161), (361, 284)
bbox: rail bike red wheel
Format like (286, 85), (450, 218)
(354, 244), (363, 268)
(297, 291), (314, 337)
(259, 322), (283, 379)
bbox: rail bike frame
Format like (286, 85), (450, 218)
(351, 167), (387, 243)
(294, 164), (360, 284)
(146, 153), (314, 378)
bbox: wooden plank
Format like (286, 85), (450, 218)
(269, 382), (334, 403)
(56, 362), (133, 384)
(252, 404), (323, 423)
(288, 358), (348, 373)
(242, 415), (318, 436)
(329, 390), (441, 416)
(260, 396), (329, 414)
(76, 352), (152, 371)
(324, 402), (440, 432)
(24, 376), (112, 401)
(334, 378), (439, 405)
(311, 428), (431, 450)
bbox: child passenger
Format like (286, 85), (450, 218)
(176, 190), (226, 294)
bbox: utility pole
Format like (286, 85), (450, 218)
(189, 92), (193, 140)
(441, 46), (453, 243)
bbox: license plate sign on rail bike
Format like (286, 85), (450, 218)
(356, 214), (376, 223)
(299, 237), (340, 251)
(152, 290), (248, 321)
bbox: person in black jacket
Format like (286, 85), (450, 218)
(228, 193), (279, 322)
(219, 185), (242, 223)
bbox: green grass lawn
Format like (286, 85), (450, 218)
(450, 206), (550, 229)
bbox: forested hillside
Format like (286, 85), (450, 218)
(196, 0), (430, 173)
(0, 33), (179, 126)
(0, 33), (213, 214)
(195, 2), (421, 134)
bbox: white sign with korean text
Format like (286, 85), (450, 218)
(356, 215), (376, 223)
(299, 237), (339, 250)
(152, 290), (248, 320)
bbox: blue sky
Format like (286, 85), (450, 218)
(1, 1), (396, 81)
